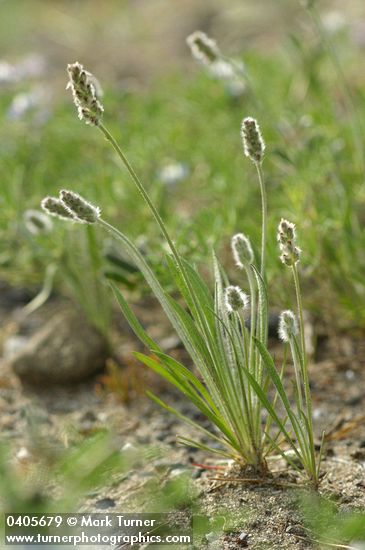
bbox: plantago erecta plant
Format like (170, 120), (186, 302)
(41, 194), (111, 340)
(41, 62), (322, 485)
(24, 209), (53, 235)
(241, 117), (266, 278)
(277, 219), (320, 484)
(250, 221), (322, 487)
(186, 31), (246, 94)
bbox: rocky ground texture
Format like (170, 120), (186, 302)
(0, 284), (365, 549)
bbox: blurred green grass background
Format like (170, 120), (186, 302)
(1, 0), (365, 328)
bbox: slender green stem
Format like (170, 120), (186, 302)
(292, 263), (316, 481)
(246, 267), (257, 376)
(292, 265), (306, 360)
(289, 338), (304, 413)
(255, 163), (267, 280)
(221, 55), (261, 111)
(252, 163), (267, 428)
(23, 264), (57, 316)
(245, 266), (263, 451)
(263, 345), (288, 451)
(292, 265), (311, 421)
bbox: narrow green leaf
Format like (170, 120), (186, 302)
(146, 391), (236, 450)
(178, 437), (234, 460)
(180, 257), (215, 329)
(254, 338), (308, 455)
(153, 352), (217, 411)
(140, 356), (240, 450)
(104, 251), (139, 273)
(264, 432), (303, 473)
(110, 282), (161, 352)
(252, 265), (268, 345)
(241, 359), (303, 463)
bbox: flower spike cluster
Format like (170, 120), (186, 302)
(186, 31), (220, 66)
(231, 233), (254, 268)
(241, 117), (265, 164)
(225, 285), (249, 313)
(278, 310), (298, 342)
(277, 218), (301, 266)
(41, 197), (75, 221)
(186, 30), (246, 94)
(41, 191), (101, 224)
(60, 190), (101, 224)
(66, 62), (104, 126)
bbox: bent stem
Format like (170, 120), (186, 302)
(98, 123), (177, 260)
(97, 122), (206, 332)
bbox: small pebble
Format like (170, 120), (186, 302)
(285, 524), (306, 537)
(8, 308), (108, 385)
(237, 531), (249, 546)
(121, 442), (136, 452)
(170, 468), (186, 478)
(345, 395), (363, 406)
(3, 336), (29, 359)
(205, 531), (219, 543)
(95, 498), (116, 509)
(81, 411), (97, 423)
(16, 447), (31, 462)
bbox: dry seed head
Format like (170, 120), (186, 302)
(277, 218), (301, 266)
(225, 285), (249, 313)
(41, 197), (76, 221)
(24, 209), (53, 235)
(280, 246), (301, 267)
(59, 190), (101, 224)
(231, 233), (254, 268)
(66, 62), (104, 126)
(210, 59), (235, 80)
(186, 31), (220, 65)
(277, 218), (296, 246)
(278, 310), (298, 342)
(241, 117), (265, 164)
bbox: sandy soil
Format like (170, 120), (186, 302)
(0, 288), (365, 549)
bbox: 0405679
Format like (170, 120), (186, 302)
(5, 514), (63, 528)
